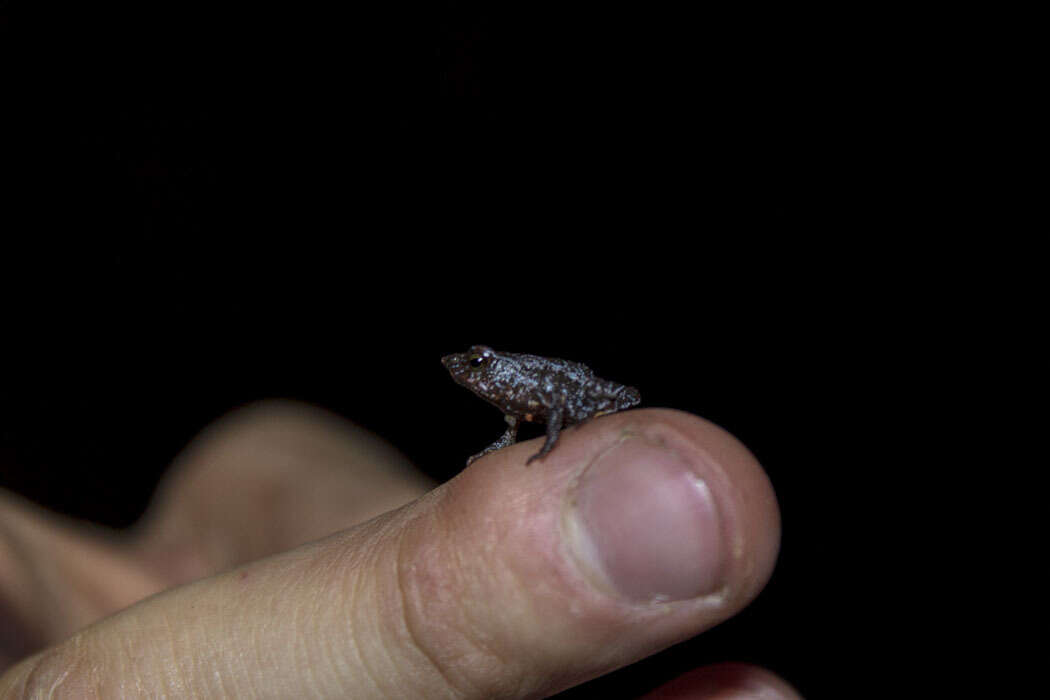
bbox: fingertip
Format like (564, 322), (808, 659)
(392, 408), (783, 693)
(642, 663), (803, 699)
(532, 408), (781, 608)
(625, 409), (782, 605)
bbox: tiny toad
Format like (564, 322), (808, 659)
(442, 345), (641, 465)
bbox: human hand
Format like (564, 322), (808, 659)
(1, 401), (796, 698)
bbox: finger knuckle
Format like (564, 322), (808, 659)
(394, 531), (523, 699)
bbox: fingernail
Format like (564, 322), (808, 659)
(567, 438), (726, 602)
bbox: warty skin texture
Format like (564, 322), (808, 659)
(442, 346), (640, 464)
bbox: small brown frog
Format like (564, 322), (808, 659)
(442, 346), (641, 465)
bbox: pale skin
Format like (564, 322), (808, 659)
(0, 401), (798, 698)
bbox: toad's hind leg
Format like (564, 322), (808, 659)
(527, 395), (566, 465)
(467, 414), (519, 465)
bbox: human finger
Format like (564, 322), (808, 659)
(1, 408), (780, 698)
(134, 400), (436, 580)
(1, 400), (435, 670)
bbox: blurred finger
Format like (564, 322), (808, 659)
(642, 663), (803, 699)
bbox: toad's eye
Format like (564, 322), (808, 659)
(468, 353), (489, 369)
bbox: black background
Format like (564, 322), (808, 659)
(1, 2), (914, 697)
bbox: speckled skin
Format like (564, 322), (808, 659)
(442, 345), (641, 464)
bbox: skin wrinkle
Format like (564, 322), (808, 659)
(452, 567), (519, 698)
(163, 601), (190, 698)
(322, 602), (357, 700)
(462, 472), (566, 689)
(17, 640), (81, 700)
(6, 654), (32, 698)
(339, 569), (377, 698)
(470, 547), (527, 668)
(47, 656), (74, 698)
(242, 579), (269, 699)
(437, 485), (537, 697)
(352, 527), (400, 699)
(452, 461), (621, 697)
(218, 585), (242, 698)
(416, 491), (521, 698)
(395, 521), (463, 699)
(315, 543), (364, 699)
(224, 608), (248, 700)
(116, 626), (137, 697)
(76, 635), (104, 698)
(291, 587), (319, 700)
(360, 516), (416, 699)
(493, 531), (569, 689)
(297, 575), (325, 699)
(263, 557), (317, 698)
(214, 634), (237, 700)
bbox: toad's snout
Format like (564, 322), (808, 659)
(442, 354), (467, 372)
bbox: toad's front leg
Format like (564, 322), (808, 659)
(467, 414), (519, 465)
